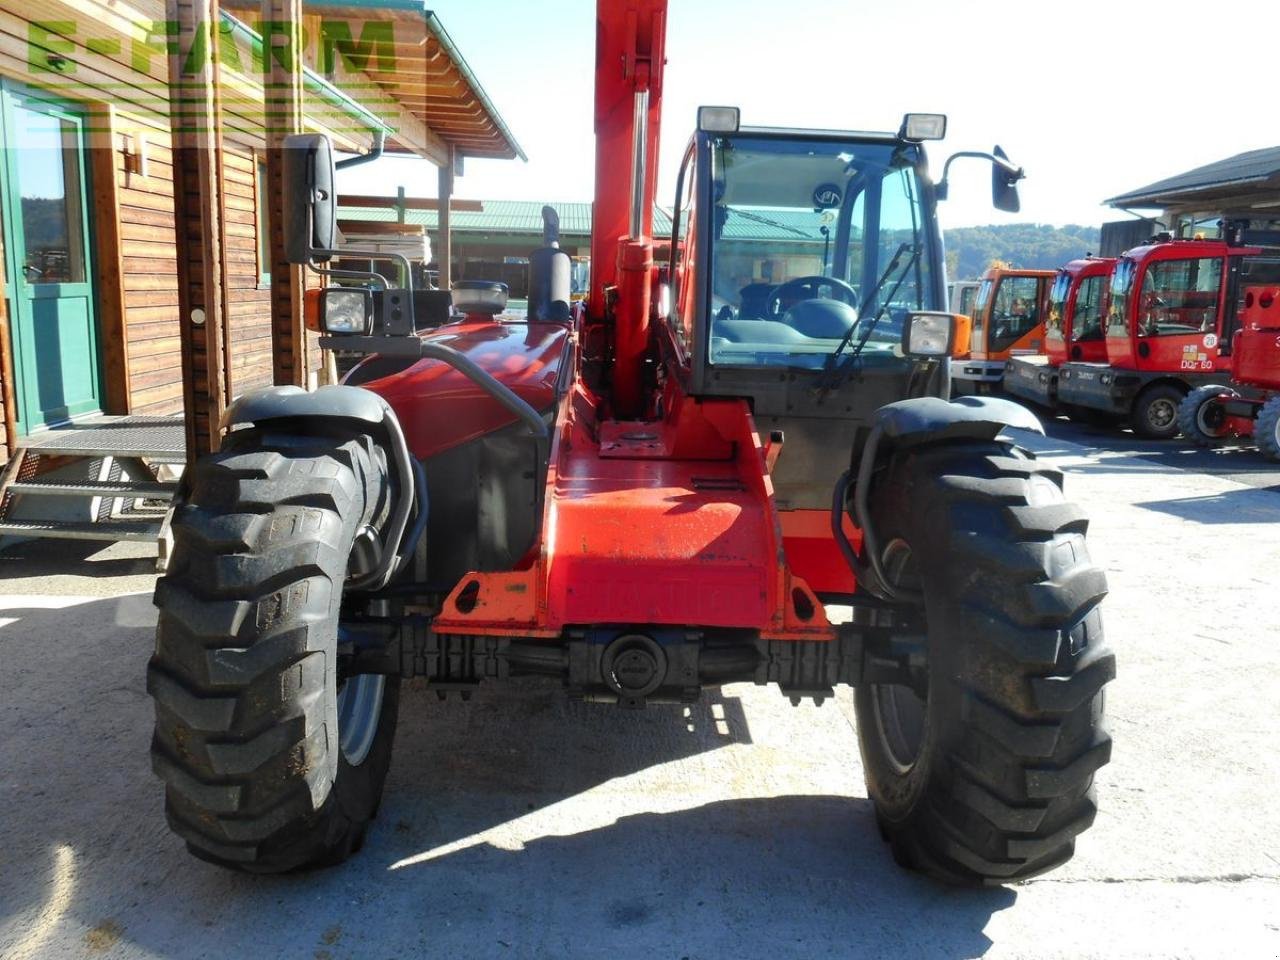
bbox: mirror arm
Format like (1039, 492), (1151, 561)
(311, 265), (390, 289)
(309, 248), (416, 327)
(936, 150), (1026, 200)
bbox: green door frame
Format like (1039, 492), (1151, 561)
(0, 77), (103, 435)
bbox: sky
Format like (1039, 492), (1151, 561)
(340, 0), (1280, 230)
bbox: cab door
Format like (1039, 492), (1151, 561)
(1130, 255), (1224, 375)
(984, 273), (1046, 359)
(0, 80), (102, 433)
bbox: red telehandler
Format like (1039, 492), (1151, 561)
(147, 0), (1113, 884)
(1003, 257), (1115, 419)
(1177, 284), (1280, 459)
(1057, 229), (1280, 438)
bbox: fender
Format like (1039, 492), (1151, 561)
(874, 394), (1044, 447)
(222, 385), (419, 591)
(224, 384), (388, 428)
(839, 395), (1044, 602)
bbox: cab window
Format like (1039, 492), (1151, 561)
(989, 275), (1040, 351)
(1073, 275), (1107, 341)
(1135, 257), (1221, 337)
(705, 136), (935, 370)
(668, 145), (698, 355)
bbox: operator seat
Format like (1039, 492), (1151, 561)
(737, 282), (774, 319)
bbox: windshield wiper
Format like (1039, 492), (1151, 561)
(816, 242), (920, 393)
(728, 207), (815, 240)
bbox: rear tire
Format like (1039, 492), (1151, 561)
(855, 441), (1113, 885)
(1256, 397), (1280, 462)
(1131, 383), (1185, 439)
(148, 427), (400, 873)
(1176, 385), (1235, 447)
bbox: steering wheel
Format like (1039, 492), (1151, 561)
(765, 275), (858, 319)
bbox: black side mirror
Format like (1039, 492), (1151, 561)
(991, 144), (1023, 213)
(282, 134), (337, 264)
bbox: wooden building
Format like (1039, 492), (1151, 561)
(0, 0), (521, 546)
(1101, 146), (1280, 255)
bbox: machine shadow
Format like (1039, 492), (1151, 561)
(367, 795), (1015, 958)
(0, 593), (1015, 959)
(1132, 487), (1280, 523)
(0, 537), (158, 581)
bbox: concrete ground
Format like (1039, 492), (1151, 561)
(0, 421), (1277, 960)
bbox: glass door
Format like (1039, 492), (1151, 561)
(0, 80), (102, 433)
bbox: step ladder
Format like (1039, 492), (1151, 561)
(0, 415), (185, 568)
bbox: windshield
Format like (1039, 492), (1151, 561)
(706, 136), (937, 369)
(1107, 258), (1137, 337)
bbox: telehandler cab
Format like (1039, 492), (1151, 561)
(148, 0), (1113, 884)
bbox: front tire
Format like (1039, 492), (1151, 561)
(855, 441), (1114, 884)
(148, 427), (400, 873)
(1176, 384), (1235, 447)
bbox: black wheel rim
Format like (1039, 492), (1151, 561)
(1197, 399), (1227, 436)
(1148, 397), (1177, 431)
(870, 539), (928, 774)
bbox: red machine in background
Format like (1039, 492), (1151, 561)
(147, 0), (1113, 885)
(1004, 256), (1114, 415)
(1177, 285), (1280, 459)
(1057, 233), (1280, 438)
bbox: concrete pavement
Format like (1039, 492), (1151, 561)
(0, 428), (1276, 959)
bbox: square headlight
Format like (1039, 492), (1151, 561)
(322, 287), (373, 335)
(903, 311), (955, 357)
(899, 113), (947, 141)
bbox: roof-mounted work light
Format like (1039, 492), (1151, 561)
(899, 113), (947, 142)
(698, 105), (740, 133)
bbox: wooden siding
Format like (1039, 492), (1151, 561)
(0, 0), (346, 455)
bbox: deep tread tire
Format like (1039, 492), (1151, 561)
(148, 427), (400, 873)
(1131, 382), (1185, 439)
(1176, 384), (1235, 447)
(1256, 397), (1280, 462)
(855, 441), (1113, 885)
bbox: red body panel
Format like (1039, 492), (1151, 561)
(357, 320), (570, 460)
(430, 356), (834, 641)
(1232, 286), (1280, 390)
(1044, 258), (1113, 367)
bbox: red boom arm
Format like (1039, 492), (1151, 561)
(589, 0), (667, 417)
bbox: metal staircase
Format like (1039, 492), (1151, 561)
(0, 415), (184, 561)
